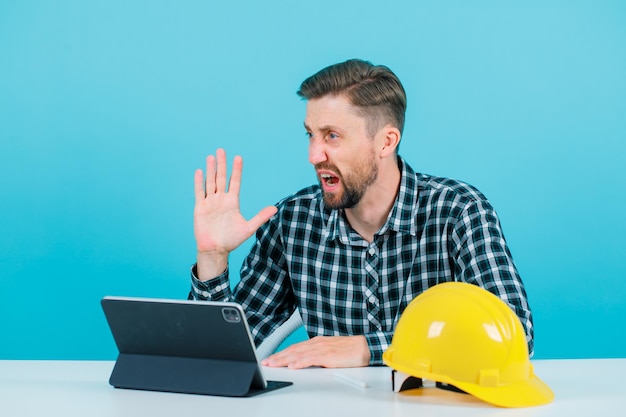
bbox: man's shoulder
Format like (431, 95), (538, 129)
(412, 171), (489, 206)
(265, 185), (328, 232)
(400, 158), (487, 205)
(275, 184), (324, 211)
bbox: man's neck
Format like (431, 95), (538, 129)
(344, 161), (401, 243)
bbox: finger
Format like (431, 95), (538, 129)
(262, 350), (303, 368)
(205, 154), (217, 195)
(228, 155), (243, 195)
(262, 339), (318, 368)
(280, 351), (323, 370)
(215, 148), (227, 193)
(287, 355), (319, 370)
(194, 169), (205, 204)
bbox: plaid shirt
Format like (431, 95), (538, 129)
(190, 157), (534, 364)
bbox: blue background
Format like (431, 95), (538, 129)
(1, 0), (624, 360)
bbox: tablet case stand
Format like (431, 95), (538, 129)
(101, 297), (292, 397)
(110, 353), (291, 397)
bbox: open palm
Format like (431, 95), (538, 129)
(194, 149), (277, 259)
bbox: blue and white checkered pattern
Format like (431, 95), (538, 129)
(191, 157), (533, 364)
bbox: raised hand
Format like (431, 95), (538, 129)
(194, 149), (277, 281)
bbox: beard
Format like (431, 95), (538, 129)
(318, 149), (378, 210)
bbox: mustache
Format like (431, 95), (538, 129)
(315, 163), (340, 174)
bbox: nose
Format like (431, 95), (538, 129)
(308, 137), (328, 166)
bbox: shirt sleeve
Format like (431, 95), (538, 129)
(229, 218), (297, 347)
(365, 330), (393, 365)
(188, 264), (232, 301)
(451, 199), (535, 357)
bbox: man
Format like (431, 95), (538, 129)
(190, 59), (533, 369)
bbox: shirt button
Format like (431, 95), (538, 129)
(368, 248), (376, 256)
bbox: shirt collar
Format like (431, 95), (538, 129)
(323, 156), (418, 244)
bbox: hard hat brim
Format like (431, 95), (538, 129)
(452, 372), (554, 408)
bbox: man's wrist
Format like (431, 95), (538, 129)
(196, 250), (228, 281)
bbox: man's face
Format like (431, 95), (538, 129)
(305, 94), (379, 209)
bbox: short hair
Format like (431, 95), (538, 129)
(297, 59), (407, 137)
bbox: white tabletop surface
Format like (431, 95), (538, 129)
(1, 359), (624, 416)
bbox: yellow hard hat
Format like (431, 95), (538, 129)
(383, 282), (554, 408)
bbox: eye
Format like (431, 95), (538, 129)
(328, 132), (339, 140)
(305, 131), (313, 140)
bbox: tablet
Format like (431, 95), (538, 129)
(101, 296), (292, 397)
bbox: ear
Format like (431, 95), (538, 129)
(379, 125), (401, 158)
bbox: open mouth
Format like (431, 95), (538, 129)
(320, 173), (339, 187)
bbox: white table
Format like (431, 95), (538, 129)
(1, 359), (624, 416)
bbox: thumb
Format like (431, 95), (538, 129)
(247, 206), (278, 235)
